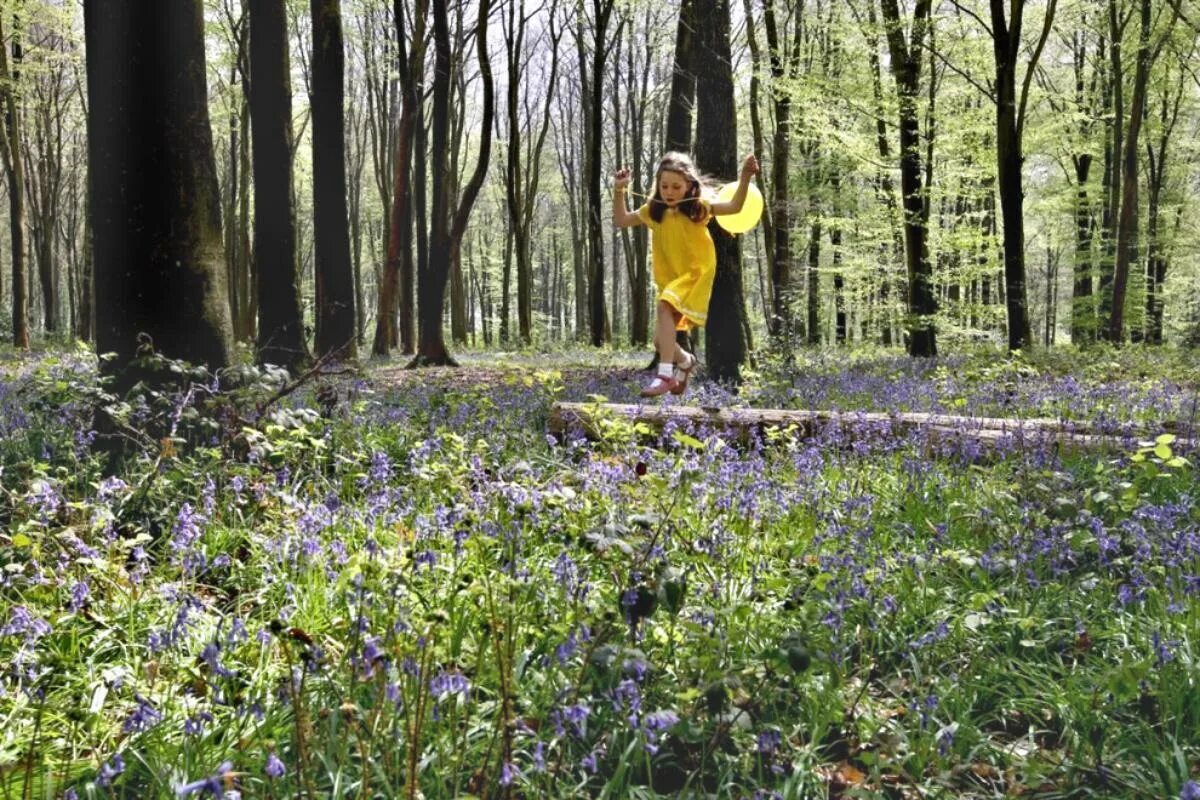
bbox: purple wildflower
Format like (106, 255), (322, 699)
(429, 671), (470, 703)
(757, 728), (782, 755)
(96, 754), (125, 787)
(264, 752), (286, 779)
(500, 761), (521, 786)
(175, 760), (233, 797)
(123, 694), (163, 733)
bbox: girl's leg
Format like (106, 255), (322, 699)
(642, 301), (683, 396)
(655, 300), (679, 365)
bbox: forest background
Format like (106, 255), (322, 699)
(0, 0), (1198, 375)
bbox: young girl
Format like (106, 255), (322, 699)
(613, 151), (758, 397)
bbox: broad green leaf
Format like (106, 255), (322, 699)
(672, 431), (705, 450)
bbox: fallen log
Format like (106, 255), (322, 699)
(547, 401), (1192, 454)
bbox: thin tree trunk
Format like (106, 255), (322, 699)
(0, 16), (29, 348)
(880, 0), (936, 357)
(311, 0), (357, 359)
(1108, 0), (1176, 343)
(251, 0), (309, 370)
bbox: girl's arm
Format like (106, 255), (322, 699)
(710, 154), (759, 216)
(612, 167), (644, 228)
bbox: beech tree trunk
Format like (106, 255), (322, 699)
(251, 0), (308, 370)
(665, 0), (695, 154)
(585, 0), (617, 347)
(84, 0), (234, 386)
(694, 0), (745, 384)
(311, 0), (357, 359)
(373, 0), (425, 356)
(989, 0), (1055, 352)
(411, 0), (492, 366)
(763, 0), (801, 345)
(0, 16), (29, 348)
(1108, 0), (1175, 342)
(880, 0), (936, 357)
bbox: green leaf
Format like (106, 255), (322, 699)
(672, 431), (705, 450)
(11, 533), (31, 547)
(1155, 433), (1177, 445)
(1153, 443), (1173, 460)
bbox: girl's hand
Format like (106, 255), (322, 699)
(740, 154), (759, 179)
(613, 167), (631, 189)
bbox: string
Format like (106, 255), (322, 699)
(619, 187), (704, 205)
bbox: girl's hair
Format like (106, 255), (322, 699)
(649, 152), (709, 224)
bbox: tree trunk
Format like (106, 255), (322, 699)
(694, 0), (744, 384)
(411, 0), (491, 366)
(251, 0), (309, 371)
(762, 0), (800, 346)
(664, 0), (695, 154)
(84, 0), (234, 386)
(1097, 0), (1125, 337)
(740, 0), (774, 327)
(311, 0), (357, 359)
(586, 0), (617, 347)
(0, 16), (29, 348)
(1143, 62), (1185, 345)
(880, 0), (936, 357)
(866, 1), (902, 346)
(989, 0), (1055, 352)
(373, 0), (425, 357)
(1108, 0), (1175, 343)
(1071, 154), (1096, 344)
(806, 216), (821, 345)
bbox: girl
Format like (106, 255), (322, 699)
(612, 151), (758, 397)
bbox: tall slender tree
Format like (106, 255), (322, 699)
(251, 0), (309, 370)
(583, 0), (620, 346)
(0, 12), (29, 348)
(1142, 53), (1187, 345)
(373, 0), (427, 356)
(989, 0), (1058, 351)
(879, 0), (937, 357)
(1107, 0), (1177, 342)
(412, 0), (492, 366)
(762, 0), (803, 345)
(311, 0), (357, 358)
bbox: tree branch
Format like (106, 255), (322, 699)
(915, 37), (996, 103)
(947, 0), (994, 38)
(1017, 0), (1058, 141)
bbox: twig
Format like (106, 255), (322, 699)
(255, 343), (354, 418)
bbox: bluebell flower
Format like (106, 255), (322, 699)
(757, 728), (782, 755)
(175, 761), (233, 797)
(1180, 780), (1200, 800)
(429, 671), (470, 703)
(96, 754), (125, 787)
(2, 606), (52, 642)
(123, 694), (162, 733)
(550, 702), (589, 737)
(500, 761), (521, 786)
(1153, 631), (1179, 667)
(264, 752), (285, 779)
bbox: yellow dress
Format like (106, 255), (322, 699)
(637, 200), (716, 330)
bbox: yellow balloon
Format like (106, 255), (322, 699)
(714, 181), (763, 234)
